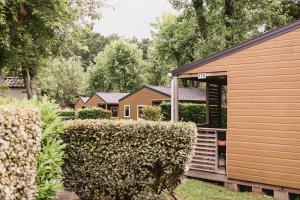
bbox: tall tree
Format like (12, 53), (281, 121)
(88, 40), (144, 93)
(0, 0), (105, 99)
(37, 57), (86, 107)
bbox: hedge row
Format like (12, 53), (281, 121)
(77, 107), (111, 119)
(160, 102), (227, 128)
(62, 119), (196, 200)
(59, 107), (111, 120)
(0, 106), (42, 200)
(160, 102), (206, 124)
(0, 97), (65, 200)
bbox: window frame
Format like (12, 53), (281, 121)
(124, 105), (130, 117)
(136, 105), (146, 120)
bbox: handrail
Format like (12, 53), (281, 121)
(197, 127), (227, 132)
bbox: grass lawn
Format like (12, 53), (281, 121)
(176, 179), (274, 200)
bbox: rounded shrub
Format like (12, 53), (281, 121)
(77, 107), (111, 119)
(140, 105), (163, 121)
(62, 119), (196, 200)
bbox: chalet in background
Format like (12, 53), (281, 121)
(84, 92), (129, 117)
(2, 77), (27, 99)
(74, 96), (89, 109)
(118, 85), (206, 120)
(170, 19), (300, 199)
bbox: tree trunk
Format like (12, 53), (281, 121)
(192, 0), (208, 40)
(29, 66), (37, 97)
(22, 68), (33, 99)
(0, 51), (4, 85)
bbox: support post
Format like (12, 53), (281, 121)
(171, 76), (179, 122)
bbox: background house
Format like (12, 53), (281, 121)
(2, 77), (27, 99)
(170, 20), (300, 199)
(74, 96), (89, 109)
(118, 85), (206, 120)
(85, 92), (129, 117)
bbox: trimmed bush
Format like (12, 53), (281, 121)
(77, 107), (111, 119)
(160, 102), (206, 124)
(62, 119), (196, 200)
(59, 109), (76, 121)
(160, 102), (227, 128)
(59, 109), (76, 117)
(140, 106), (163, 121)
(0, 97), (65, 200)
(0, 106), (42, 200)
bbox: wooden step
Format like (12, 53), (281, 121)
(196, 142), (216, 147)
(193, 155), (215, 160)
(194, 151), (216, 156)
(192, 159), (215, 165)
(190, 163), (216, 170)
(194, 147), (215, 151)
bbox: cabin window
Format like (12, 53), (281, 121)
(137, 105), (146, 119)
(289, 193), (300, 200)
(124, 105), (130, 117)
(238, 184), (252, 193)
(262, 188), (274, 197)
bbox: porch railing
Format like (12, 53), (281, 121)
(189, 127), (227, 174)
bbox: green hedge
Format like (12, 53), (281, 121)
(62, 119), (196, 200)
(77, 107), (111, 119)
(160, 102), (227, 128)
(0, 106), (42, 199)
(160, 102), (206, 124)
(0, 97), (65, 200)
(58, 109), (76, 117)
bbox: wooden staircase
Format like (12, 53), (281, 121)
(189, 127), (227, 174)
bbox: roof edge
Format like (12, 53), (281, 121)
(172, 19), (300, 76)
(119, 85), (171, 102)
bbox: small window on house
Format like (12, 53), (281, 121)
(238, 184), (252, 193)
(262, 188), (274, 197)
(137, 105), (145, 119)
(289, 193), (300, 200)
(124, 105), (130, 117)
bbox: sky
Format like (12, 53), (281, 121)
(93, 0), (178, 39)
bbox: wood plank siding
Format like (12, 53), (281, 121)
(181, 28), (300, 189)
(118, 87), (170, 120)
(85, 94), (105, 108)
(75, 99), (86, 109)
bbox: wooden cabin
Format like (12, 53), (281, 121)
(74, 96), (89, 109)
(85, 92), (129, 117)
(3, 77), (27, 99)
(170, 20), (300, 200)
(118, 85), (205, 120)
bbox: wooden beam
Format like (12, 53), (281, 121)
(171, 76), (179, 122)
(178, 71), (227, 79)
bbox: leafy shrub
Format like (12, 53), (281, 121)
(160, 102), (227, 128)
(59, 109), (76, 117)
(62, 119), (196, 200)
(0, 106), (42, 200)
(59, 109), (76, 121)
(0, 97), (65, 200)
(77, 107), (111, 119)
(160, 102), (206, 124)
(140, 105), (163, 121)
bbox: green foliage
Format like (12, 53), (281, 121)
(0, 97), (65, 200)
(62, 119), (196, 200)
(77, 107), (111, 119)
(160, 102), (227, 128)
(37, 57), (86, 107)
(140, 106), (163, 121)
(59, 109), (76, 117)
(0, 106), (42, 200)
(88, 40), (145, 92)
(160, 102), (206, 124)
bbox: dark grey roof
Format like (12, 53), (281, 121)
(146, 85), (206, 101)
(119, 85), (206, 102)
(172, 19), (300, 76)
(80, 96), (89, 103)
(4, 77), (24, 88)
(95, 92), (129, 104)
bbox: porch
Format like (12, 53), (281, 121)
(171, 72), (227, 181)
